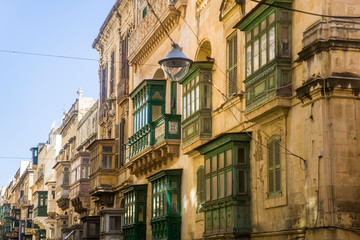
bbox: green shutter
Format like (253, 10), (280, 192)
(268, 136), (281, 197)
(227, 33), (238, 96)
(197, 166), (205, 211)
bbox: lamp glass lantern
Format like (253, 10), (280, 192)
(158, 43), (193, 82)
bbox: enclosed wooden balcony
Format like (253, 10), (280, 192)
(54, 160), (71, 210)
(87, 139), (116, 200)
(124, 80), (181, 177)
(70, 152), (91, 214)
(33, 191), (47, 218)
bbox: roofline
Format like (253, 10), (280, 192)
(92, 0), (121, 49)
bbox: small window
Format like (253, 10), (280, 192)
(227, 32), (238, 96)
(196, 166), (205, 211)
(142, 7), (147, 19)
(102, 155), (112, 169)
(268, 136), (281, 197)
(109, 216), (121, 231)
(103, 146), (112, 153)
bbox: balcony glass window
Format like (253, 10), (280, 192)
(109, 216), (121, 231)
(198, 134), (251, 237)
(237, 4), (292, 110)
(148, 169), (182, 240)
(122, 185), (147, 240)
(102, 146), (113, 169)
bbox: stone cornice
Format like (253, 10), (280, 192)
(128, 1), (182, 65)
(92, 0), (121, 51)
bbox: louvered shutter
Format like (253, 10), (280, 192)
(101, 68), (106, 103)
(227, 34), (238, 96)
(197, 166), (205, 209)
(110, 52), (115, 94)
(274, 139), (281, 192)
(115, 123), (120, 169)
(268, 137), (281, 196)
(121, 36), (129, 80)
(120, 118), (125, 166)
(268, 140), (275, 193)
(104, 63), (108, 101)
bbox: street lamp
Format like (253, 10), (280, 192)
(158, 43), (193, 82)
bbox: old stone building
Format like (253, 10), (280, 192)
(53, 90), (95, 240)
(0, 1), (359, 240)
(89, 0), (360, 239)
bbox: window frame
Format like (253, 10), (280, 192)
(227, 31), (238, 96)
(237, 3), (292, 110)
(182, 69), (212, 121)
(245, 11), (276, 78)
(267, 135), (282, 198)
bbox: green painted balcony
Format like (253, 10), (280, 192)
(33, 191), (48, 218)
(124, 80), (181, 177)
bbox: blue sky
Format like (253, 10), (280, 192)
(0, 1), (115, 185)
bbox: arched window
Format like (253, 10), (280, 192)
(268, 135), (281, 198)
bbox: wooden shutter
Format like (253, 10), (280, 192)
(197, 166), (205, 208)
(274, 140), (281, 192)
(101, 68), (106, 104)
(110, 51), (115, 94)
(227, 33), (238, 96)
(120, 118), (125, 166)
(268, 137), (281, 196)
(115, 123), (120, 169)
(121, 36), (129, 80)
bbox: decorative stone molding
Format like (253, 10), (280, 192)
(196, 0), (210, 13)
(128, 0), (183, 65)
(126, 139), (180, 177)
(297, 18), (360, 62)
(219, 0), (245, 20)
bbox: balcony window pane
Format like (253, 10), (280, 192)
(269, 27), (275, 60)
(253, 39), (259, 72)
(253, 25), (259, 36)
(191, 88), (195, 114)
(246, 46), (252, 76)
(205, 158), (210, 174)
(206, 178), (210, 201)
(203, 84), (211, 109)
(109, 216), (121, 230)
(103, 146), (112, 153)
(183, 95), (187, 118)
(102, 155), (112, 169)
(226, 149), (232, 166)
(152, 105), (162, 121)
(187, 93), (191, 116)
(172, 194), (177, 212)
(226, 171), (232, 196)
(281, 26), (289, 56)
(261, 34), (267, 66)
(238, 148), (245, 164)
(246, 32), (251, 43)
(212, 175), (218, 200)
(269, 12), (275, 23)
(195, 86), (200, 111)
(260, 19), (266, 31)
(211, 156), (217, 172)
(218, 152), (224, 169)
(139, 205), (144, 222)
(219, 173), (224, 199)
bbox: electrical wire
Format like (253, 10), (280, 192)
(144, 0), (176, 45)
(0, 49), (158, 67)
(251, 0), (360, 19)
(0, 49), (98, 62)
